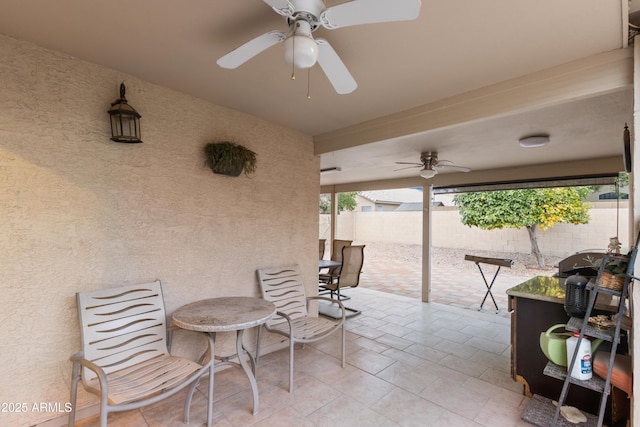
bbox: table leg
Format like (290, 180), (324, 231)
(206, 334), (214, 426)
(236, 329), (260, 415)
(185, 332), (216, 424)
(475, 263), (501, 313)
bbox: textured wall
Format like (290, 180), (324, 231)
(328, 204), (631, 256)
(0, 35), (318, 426)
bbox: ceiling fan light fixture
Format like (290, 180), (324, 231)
(420, 169), (437, 179)
(284, 35), (319, 68)
(519, 134), (550, 148)
(284, 19), (318, 69)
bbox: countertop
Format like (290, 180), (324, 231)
(506, 276), (566, 304)
(506, 275), (618, 312)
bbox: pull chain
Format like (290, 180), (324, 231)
(291, 23), (298, 81)
(307, 67), (311, 100)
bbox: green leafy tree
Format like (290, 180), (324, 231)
(319, 192), (358, 214)
(338, 192), (358, 212)
(453, 188), (591, 267)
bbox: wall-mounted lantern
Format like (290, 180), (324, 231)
(108, 83), (142, 143)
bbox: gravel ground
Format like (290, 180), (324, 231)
(361, 241), (563, 276)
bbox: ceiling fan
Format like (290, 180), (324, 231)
(216, 0), (422, 94)
(395, 152), (471, 179)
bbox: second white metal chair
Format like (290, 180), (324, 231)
(256, 265), (346, 392)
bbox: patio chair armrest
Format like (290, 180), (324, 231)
(306, 296), (347, 322)
(167, 323), (178, 351)
(273, 310), (294, 334)
(70, 352), (105, 374)
(69, 352), (109, 392)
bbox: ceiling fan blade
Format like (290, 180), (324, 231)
(315, 39), (357, 94)
(436, 164), (471, 173)
(217, 31), (286, 69)
(262, 0), (294, 17)
(395, 161), (422, 166)
(394, 165), (422, 171)
(320, 0), (421, 29)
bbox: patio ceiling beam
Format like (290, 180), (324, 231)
(314, 49), (633, 155)
(322, 155), (623, 194)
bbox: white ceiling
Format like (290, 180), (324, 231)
(0, 0), (636, 187)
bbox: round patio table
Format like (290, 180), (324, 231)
(172, 297), (276, 416)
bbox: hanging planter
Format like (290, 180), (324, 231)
(204, 141), (257, 177)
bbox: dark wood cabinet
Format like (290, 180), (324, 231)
(507, 276), (615, 415)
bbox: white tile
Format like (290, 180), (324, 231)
(332, 369), (396, 407)
(402, 330), (443, 347)
(434, 410), (484, 427)
(376, 361), (438, 394)
(348, 347), (397, 375)
(469, 349), (511, 374)
(438, 354), (489, 377)
(473, 396), (531, 427)
(381, 347), (427, 367)
(370, 387), (446, 426)
(465, 336), (510, 354)
(433, 339), (479, 360)
(433, 327), (473, 344)
(419, 377), (489, 419)
(375, 333), (414, 350)
(351, 335), (391, 353)
(404, 343), (449, 363)
(306, 397), (392, 426)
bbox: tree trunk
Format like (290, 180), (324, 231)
(526, 225), (546, 268)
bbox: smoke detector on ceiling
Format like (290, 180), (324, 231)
(519, 135), (550, 148)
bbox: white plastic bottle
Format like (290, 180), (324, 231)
(565, 331), (592, 380)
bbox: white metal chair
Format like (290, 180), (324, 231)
(69, 280), (214, 427)
(256, 265), (346, 392)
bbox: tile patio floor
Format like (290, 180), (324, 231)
(66, 260), (540, 427)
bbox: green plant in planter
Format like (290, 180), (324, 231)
(204, 141), (257, 177)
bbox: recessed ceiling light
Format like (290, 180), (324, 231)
(519, 135), (550, 148)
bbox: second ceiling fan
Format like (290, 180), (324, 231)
(217, 0), (422, 94)
(396, 152), (471, 179)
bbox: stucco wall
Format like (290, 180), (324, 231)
(323, 203), (630, 256)
(0, 35), (318, 426)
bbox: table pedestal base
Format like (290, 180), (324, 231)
(185, 329), (259, 423)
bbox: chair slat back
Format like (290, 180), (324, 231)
(338, 245), (365, 288)
(329, 239), (352, 275)
(76, 280), (169, 383)
(331, 239), (352, 262)
(257, 266), (308, 325)
(319, 239), (326, 260)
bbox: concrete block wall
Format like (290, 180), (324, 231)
(322, 204), (630, 256)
